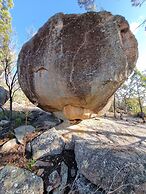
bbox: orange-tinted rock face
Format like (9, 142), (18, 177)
(17, 11), (138, 120)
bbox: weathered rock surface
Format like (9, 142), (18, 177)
(75, 140), (146, 193)
(0, 165), (44, 194)
(73, 173), (102, 194)
(52, 161), (68, 194)
(0, 120), (10, 127)
(47, 170), (61, 192)
(18, 11), (138, 120)
(0, 86), (9, 106)
(31, 128), (65, 160)
(14, 125), (36, 144)
(28, 109), (61, 128)
(0, 118), (144, 193)
(66, 119), (146, 193)
(55, 118), (146, 193)
(1, 139), (18, 152)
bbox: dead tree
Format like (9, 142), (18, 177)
(2, 56), (19, 122)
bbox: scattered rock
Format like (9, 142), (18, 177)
(0, 165), (44, 194)
(0, 120), (10, 127)
(25, 141), (32, 157)
(37, 168), (44, 176)
(0, 86), (9, 106)
(14, 125), (36, 144)
(31, 128), (65, 160)
(47, 170), (61, 192)
(18, 11), (138, 120)
(73, 173), (103, 194)
(34, 160), (53, 167)
(71, 167), (76, 178)
(1, 139), (18, 152)
(60, 161), (68, 187)
(53, 162), (68, 194)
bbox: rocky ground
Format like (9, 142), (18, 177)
(0, 108), (146, 194)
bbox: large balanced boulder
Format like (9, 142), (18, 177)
(17, 11), (138, 120)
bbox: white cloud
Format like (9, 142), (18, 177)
(136, 51), (146, 71)
(130, 22), (140, 34)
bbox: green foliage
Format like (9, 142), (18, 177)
(0, 109), (26, 127)
(0, 110), (7, 119)
(0, 0), (13, 41)
(14, 117), (23, 127)
(0, 0), (13, 64)
(116, 69), (146, 114)
(26, 159), (36, 171)
(126, 98), (143, 114)
(130, 70), (146, 97)
(11, 110), (31, 128)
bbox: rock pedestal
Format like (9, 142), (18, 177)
(17, 11), (138, 120)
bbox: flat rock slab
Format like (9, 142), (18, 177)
(75, 140), (146, 193)
(31, 128), (65, 160)
(0, 165), (44, 194)
(57, 118), (146, 193)
(14, 125), (36, 144)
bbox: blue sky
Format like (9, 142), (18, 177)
(11, 0), (146, 71)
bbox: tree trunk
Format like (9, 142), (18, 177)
(113, 94), (117, 118)
(138, 96), (143, 113)
(124, 97), (128, 114)
(137, 85), (145, 123)
(9, 90), (13, 130)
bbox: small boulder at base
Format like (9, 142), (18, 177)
(0, 165), (44, 194)
(18, 11), (138, 120)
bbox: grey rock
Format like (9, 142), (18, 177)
(0, 86), (9, 106)
(31, 128), (65, 160)
(75, 139), (146, 193)
(0, 165), (44, 194)
(18, 11), (138, 120)
(25, 141), (32, 154)
(0, 120), (10, 127)
(60, 161), (68, 187)
(73, 173), (102, 194)
(47, 171), (61, 192)
(53, 162), (68, 194)
(71, 167), (76, 178)
(29, 109), (61, 128)
(1, 139), (18, 152)
(14, 125), (36, 144)
(34, 160), (53, 167)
